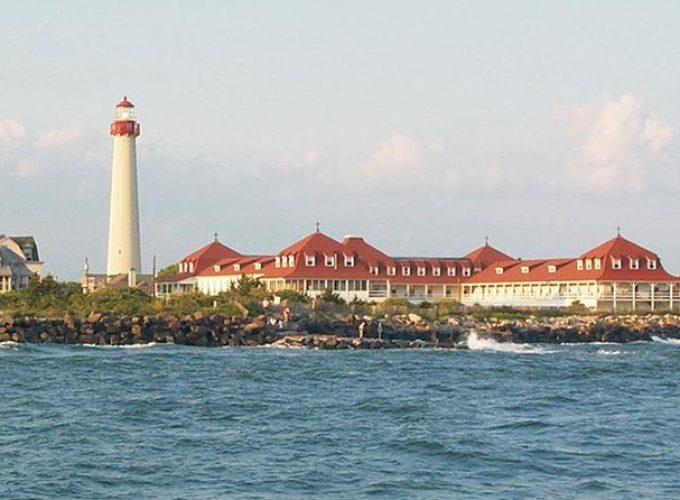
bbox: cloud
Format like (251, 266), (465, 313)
(0, 118), (27, 148)
(370, 133), (422, 169)
(642, 119), (672, 152)
(14, 158), (38, 179)
(34, 127), (81, 149)
(559, 94), (672, 193)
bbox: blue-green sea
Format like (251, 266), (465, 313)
(2, 337), (680, 499)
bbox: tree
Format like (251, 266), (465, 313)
(156, 263), (179, 281)
(319, 288), (345, 305)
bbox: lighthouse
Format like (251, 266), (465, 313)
(106, 96), (142, 276)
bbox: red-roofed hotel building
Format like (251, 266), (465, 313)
(158, 230), (505, 303)
(462, 234), (680, 311)
(157, 231), (680, 312)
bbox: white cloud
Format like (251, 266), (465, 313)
(369, 133), (422, 169)
(14, 158), (38, 179)
(642, 119), (672, 152)
(483, 165), (502, 190)
(34, 127), (81, 149)
(559, 94), (672, 193)
(0, 118), (27, 147)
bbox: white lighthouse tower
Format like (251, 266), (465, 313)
(106, 96), (142, 276)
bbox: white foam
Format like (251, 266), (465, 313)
(651, 336), (680, 345)
(0, 341), (20, 348)
(466, 332), (556, 354)
(597, 348), (626, 356)
(81, 342), (158, 349)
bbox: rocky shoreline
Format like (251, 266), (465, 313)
(2, 312), (680, 348)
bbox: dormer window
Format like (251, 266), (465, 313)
(214, 264), (221, 272)
(387, 266), (396, 276)
(370, 266), (379, 275)
(288, 255), (294, 267)
(585, 259), (592, 270)
(325, 255), (335, 267)
(188, 263), (194, 273)
(495, 267), (503, 275)
(305, 254), (316, 267)
(344, 255), (355, 267)
(594, 258), (602, 270)
(648, 259), (657, 270)
(447, 267), (456, 277)
(521, 266), (529, 274)
(233, 264), (241, 271)
(281, 256), (287, 268)
(402, 266), (411, 276)
(577, 259), (583, 270)
(433, 267), (441, 277)
(462, 267), (471, 277)
(275, 257), (281, 268)
(612, 258), (622, 270)
(254, 263), (262, 270)
(547, 265), (556, 273)
(417, 267), (426, 276)
(629, 258), (639, 270)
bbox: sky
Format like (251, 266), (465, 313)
(2, 0), (680, 280)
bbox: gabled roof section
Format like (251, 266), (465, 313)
(9, 236), (40, 261)
(581, 235), (658, 260)
(341, 235), (394, 267)
(278, 231), (343, 256)
(181, 240), (241, 272)
(464, 243), (515, 269)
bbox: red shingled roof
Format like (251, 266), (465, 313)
(181, 240), (241, 272)
(467, 235), (679, 284)
(464, 243), (515, 269)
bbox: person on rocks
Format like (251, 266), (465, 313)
(282, 307), (291, 326)
(377, 321), (384, 340)
(358, 321), (366, 340)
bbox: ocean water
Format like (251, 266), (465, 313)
(2, 338), (680, 499)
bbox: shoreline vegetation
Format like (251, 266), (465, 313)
(2, 276), (680, 347)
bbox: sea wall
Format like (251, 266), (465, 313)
(2, 312), (680, 348)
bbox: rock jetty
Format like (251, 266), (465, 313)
(2, 312), (680, 348)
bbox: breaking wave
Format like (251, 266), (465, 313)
(651, 336), (680, 345)
(466, 332), (556, 354)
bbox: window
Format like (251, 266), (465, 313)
(521, 266), (529, 274)
(612, 258), (622, 270)
(254, 263), (262, 270)
(433, 267), (441, 277)
(417, 267), (426, 276)
(305, 254), (316, 267)
(214, 265), (221, 272)
(462, 267), (471, 277)
(188, 263), (194, 273)
(402, 266), (411, 276)
(281, 256), (287, 268)
(344, 255), (355, 267)
(594, 258), (601, 270)
(233, 264), (240, 271)
(585, 259), (592, 270)
(370, 266), (379, 275)
(577, 259), (583, 270)
(630, 258), (639, 270)
(648, 259), (657, 270)
(325, 255), (335, 267)
(547, 265), (556, 273)
(275, 257), (281, 268)
(387, 266), (396, 276)
(447, 267), (456, 276)
(495, 267), (504, 275)
(288, 255), (294, 267)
